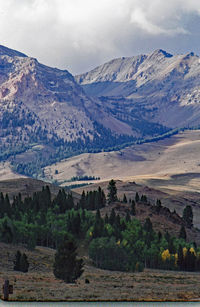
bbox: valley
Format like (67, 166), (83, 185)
(1, 45), (200, 302)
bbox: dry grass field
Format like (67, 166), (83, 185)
(0, 242), (200, 302)
(44, 130), (200, 192)
(0, 162), (26, 182)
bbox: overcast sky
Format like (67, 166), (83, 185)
(0, 0), (200, 74)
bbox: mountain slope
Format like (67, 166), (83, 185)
(76, 49), (200, 129)
(0, 45), (142, 177)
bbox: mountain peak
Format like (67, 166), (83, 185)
(0, 45), (27, 58)
(149, 49), (173, 59)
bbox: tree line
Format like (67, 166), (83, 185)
(0, 180), (199, 284)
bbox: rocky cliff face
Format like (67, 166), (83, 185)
(76, 49), (200, 128)
(0, 46), (96, 144)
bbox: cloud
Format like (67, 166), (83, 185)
(130, 7), (188, 35)
(0, 0), (200, 74)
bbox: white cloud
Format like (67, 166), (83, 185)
(0, 0), (200, 73)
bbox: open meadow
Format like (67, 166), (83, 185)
(0, 242), (200, 302)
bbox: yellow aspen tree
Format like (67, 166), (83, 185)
(189, 247), (196, 256)
(161, 249), (171, 262)
(183, 247), (187, 258)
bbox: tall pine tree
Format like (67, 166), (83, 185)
(53, 237), (84, 283)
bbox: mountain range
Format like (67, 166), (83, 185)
(0, 45), (200, 177)
(76, 49), (200, 129)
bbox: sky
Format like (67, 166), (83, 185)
(0, 0), (200, 74)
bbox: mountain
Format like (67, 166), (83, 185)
(0, 45), (140, 177)
(1, 45), (200, 179)
(76, 49), (200, 129)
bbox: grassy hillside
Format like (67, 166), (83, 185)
(1, 242), (200, 301)
(44, 130), (200, 191)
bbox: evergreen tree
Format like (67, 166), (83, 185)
(156, 199), (162, 213)
(168, 238), (176, 254)
(123, 194), (127, 203)
(183, 205), (193, 228)
(177, 244), (184, 270)
(1, 217), (13, 243)
(125, 211), (131, 223)
(93, 209), (104, 238)
(13, 251), (29, 272)
(185, 248), (196, 271)
(107, 179), (117, 204)
(4, 194), (12, 217)
(53, 237), (84, 283)
(135, 192), (139, 203)
(158, 231), (162, 243)
(13, 250), (21, 271)
(179, 225), (187, 240)
(79, 191), (86, 209)
(109, 208), (116, 225)
(20, 253), (29, 273)
(141, 195), (147, 203)
(131, 200), (136, 216)
(104, 213), (109, 224)
(144, 218), (153, 233)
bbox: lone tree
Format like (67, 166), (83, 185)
(183, 205), (193, 228)
(107, 179), (117, 204)
(13, 250), (29, 273)
(53, 236), (84, 283)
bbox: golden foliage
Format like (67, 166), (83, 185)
(161, 249), (170, 262)
(183, 247), (187, 258)
(189, 247), (196, 256)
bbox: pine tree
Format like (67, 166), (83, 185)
(20, 253), (29, 273)
(156, 199), (162, 213)
(93, 209), (104, 238)
(135, 192), (139, 203)
(131, 200), (136, 215)
(183, 205), (193, 228)
(104, 213), (109, 224)
(107, 179), (117, 204)
(177, 244), (184, 270)
(141, 195), (147, 203)
(144, 218), (153, 233)
(13, 250), (21, 271)
(79, 191), (86, 209)
(125, 211), (131, 223)
(53, 237), (84, 283)
(123, 194), (127, 203)
(158, 231), (162, 243)
(13, 251), (29, 272)
(179, 225), (187, 240)
(109, 208), (116, 225)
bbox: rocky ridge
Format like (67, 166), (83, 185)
(76, 49), (200, 128)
